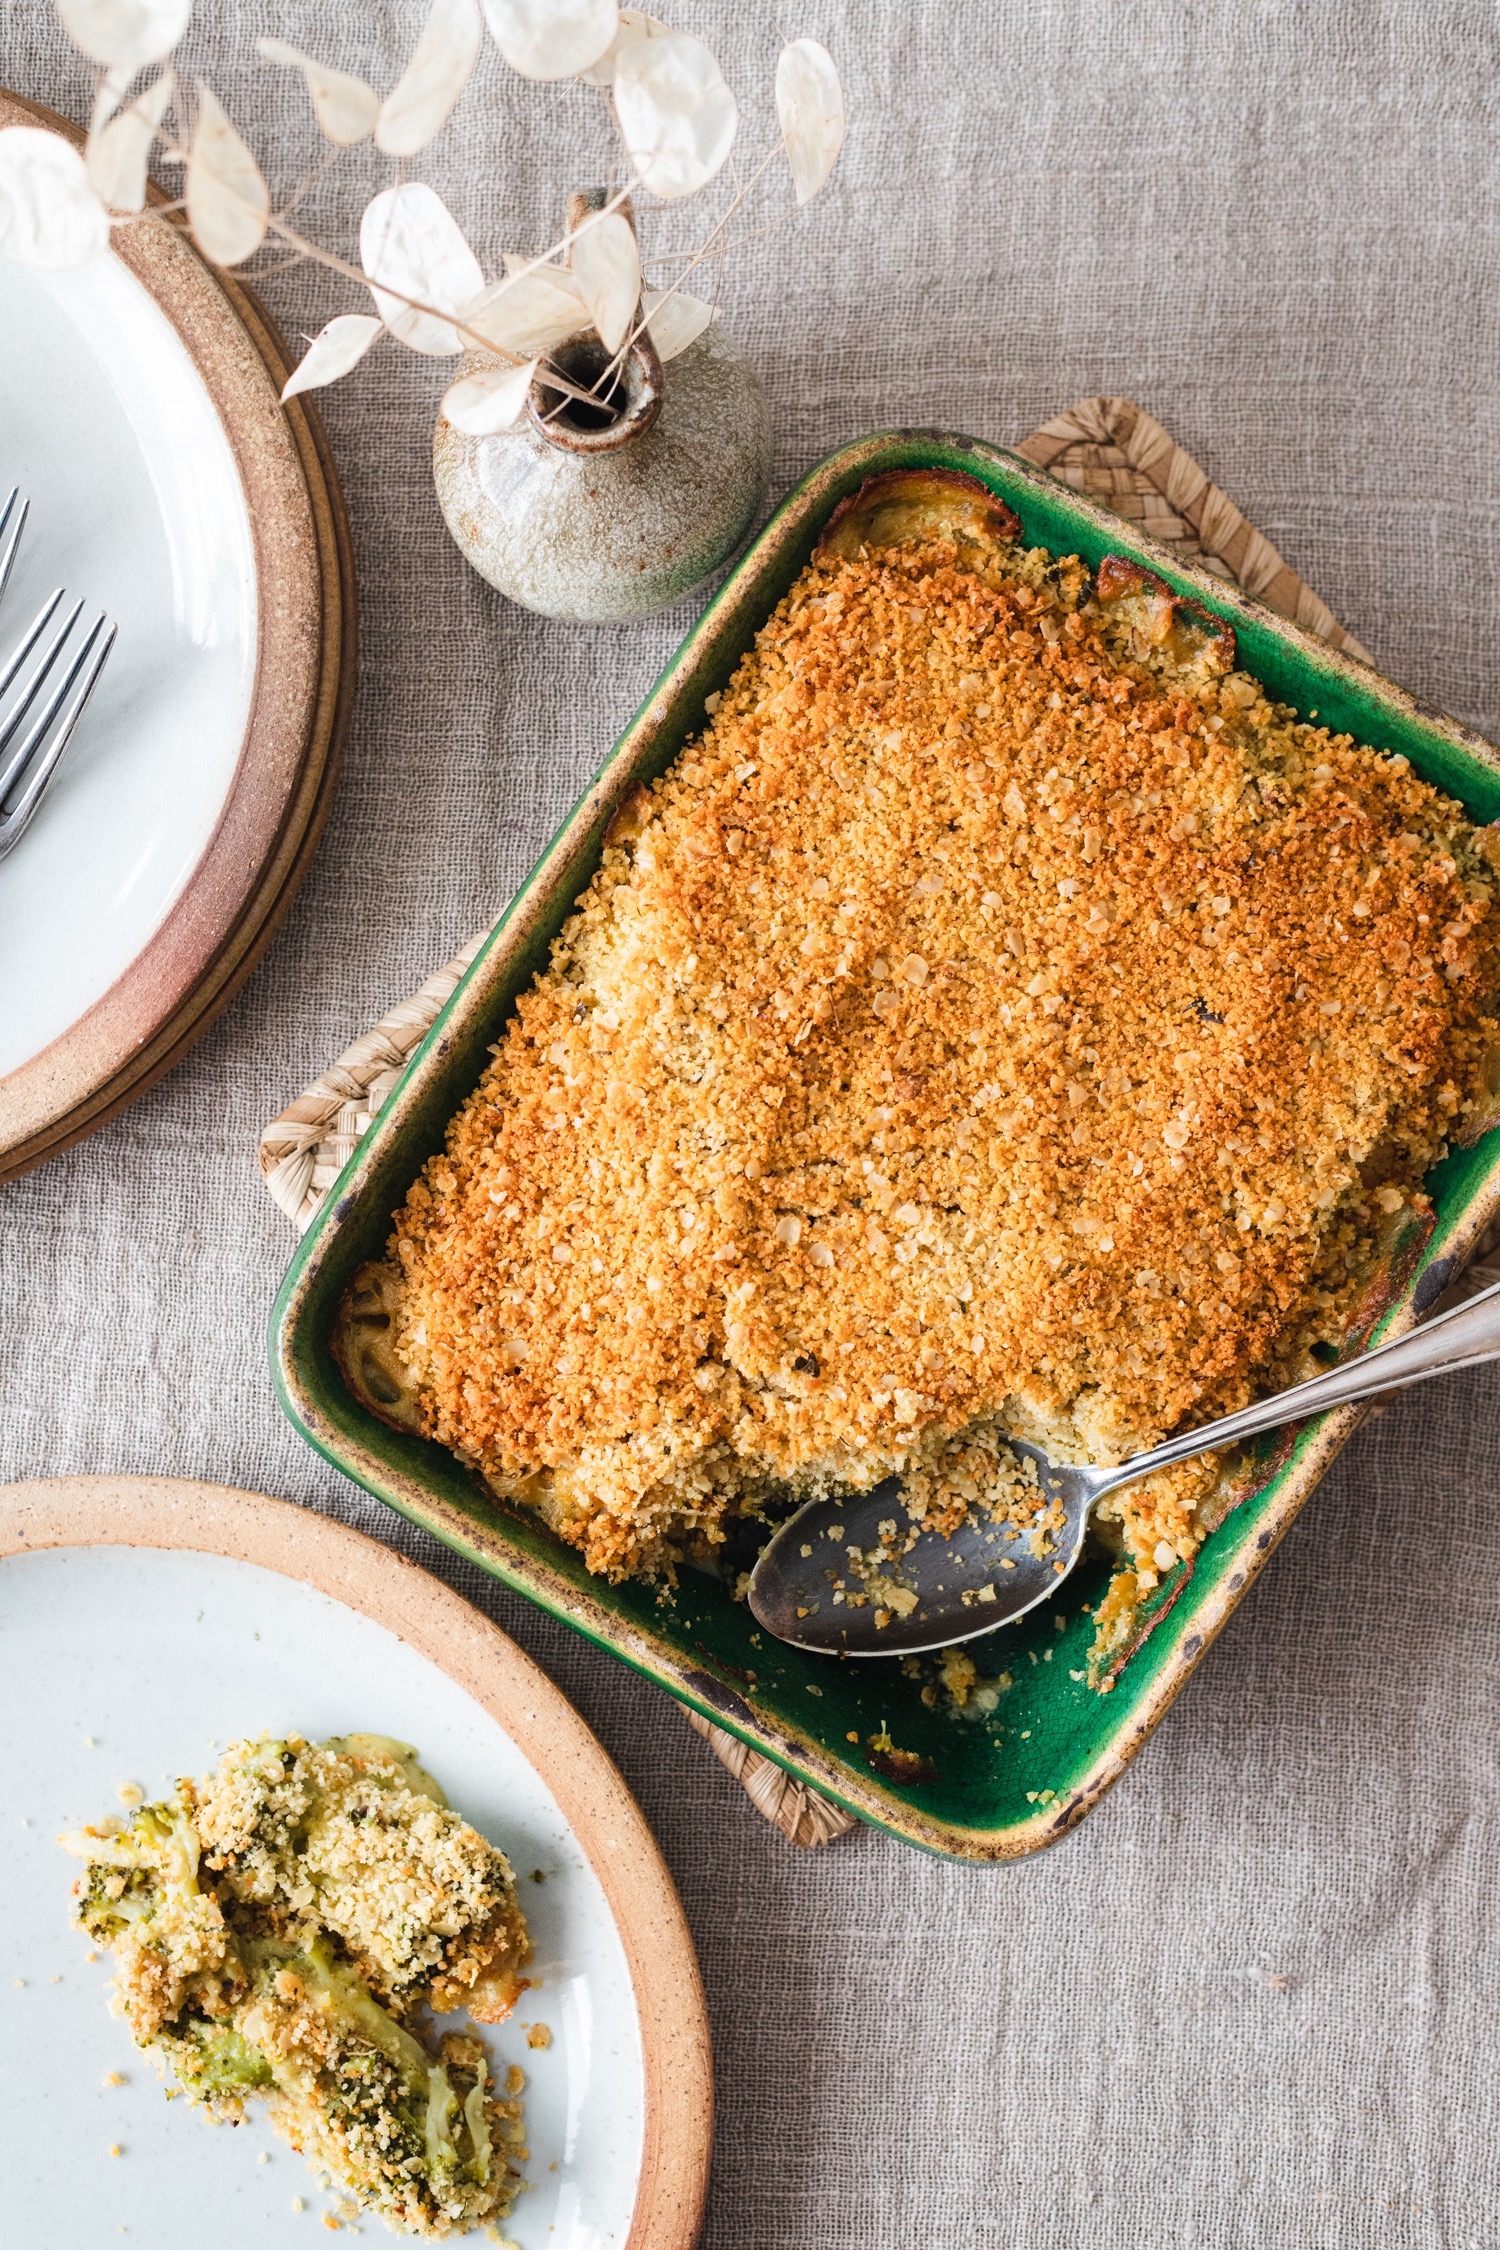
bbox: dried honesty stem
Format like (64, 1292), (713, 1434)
(57, 0), (186, 71)
(467, 258), (590, 355)
(11, 0), (848, 435)
(638, 285), (713, 360)
(578, 8), (668, 89)
(464, 253), (709, 365)
(361, 181), (483, 353)
(612, 26), (737, 199)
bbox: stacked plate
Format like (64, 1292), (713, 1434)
(0, 90), (354, 1183)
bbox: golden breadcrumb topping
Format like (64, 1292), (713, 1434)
(378, 524), (1500, 1650)
(193, 1734), (529, 2021)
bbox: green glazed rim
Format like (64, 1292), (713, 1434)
(270, 430), (1500, 1861)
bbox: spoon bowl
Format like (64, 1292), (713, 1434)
(746, 1453), (1099, 1656)
(748, 1272), (1500, 1657)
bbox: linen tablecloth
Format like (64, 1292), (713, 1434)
(4, 4), (1498, 2243)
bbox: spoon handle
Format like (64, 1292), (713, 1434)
(1097, 1268), (1500, 1500)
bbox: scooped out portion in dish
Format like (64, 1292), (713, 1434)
(336, 467), (1500, 1677)
(61, 1732), (531, 2239)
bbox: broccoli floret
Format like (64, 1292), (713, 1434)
(170, 2024), (274, 2100)
(62, 1795), (203, 1937)
(61, 1795), (230, 2042)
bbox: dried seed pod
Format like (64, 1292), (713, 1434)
(186, 84), (268, 267)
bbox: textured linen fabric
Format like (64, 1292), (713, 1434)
(5, 4), (1500, 2244)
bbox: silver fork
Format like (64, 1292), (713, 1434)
(0, 486), (117, 864)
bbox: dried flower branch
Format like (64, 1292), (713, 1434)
(0, 124), (110, 265)
(612, 27), (737, 198)
(6, 0), (847, 433)
(361, 181), (482, 353)
(441, 355), (539, 432)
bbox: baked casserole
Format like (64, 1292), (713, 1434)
(337, 469), (1500, 1673)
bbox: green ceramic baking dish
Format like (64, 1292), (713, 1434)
(271, 429), (1500, 1861)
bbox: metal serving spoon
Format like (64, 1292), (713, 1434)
(748, 1270), (1500, 1658)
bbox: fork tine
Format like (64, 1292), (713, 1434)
(0, 489), (27, 608)
(0, 587), (69, 708)
(0, 609), (95, 805)
(0, 608), (112, 805)
(0, 594), (82, 733)
(0, 614), (115, 856)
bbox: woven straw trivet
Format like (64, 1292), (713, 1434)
(258, 396), (1390, 1847)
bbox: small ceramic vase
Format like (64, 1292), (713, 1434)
(433, 207), (771, 625)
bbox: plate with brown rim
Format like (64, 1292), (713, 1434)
(0, 89), (354, 1185)
(0, 1474), (711, 2249)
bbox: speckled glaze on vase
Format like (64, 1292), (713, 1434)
(434, 319), (771, 625)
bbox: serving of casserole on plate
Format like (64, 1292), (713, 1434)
(273, 432), (1500, 1860)
(2, 1476), (709, 2248)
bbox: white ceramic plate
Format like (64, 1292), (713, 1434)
(0, 1480), (711, 2250)
(0, 87), (353, 1182)
(0, 256), (257, 1078)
